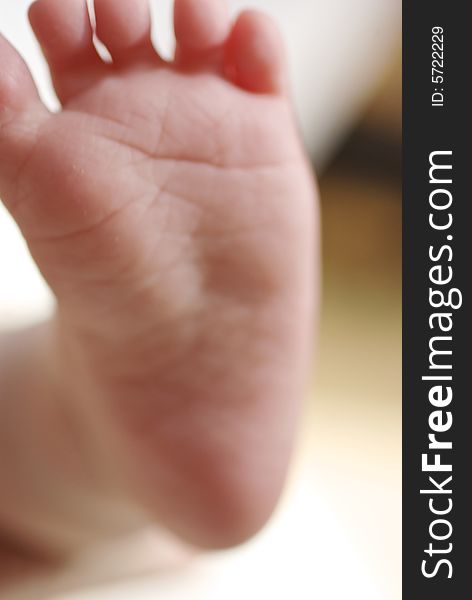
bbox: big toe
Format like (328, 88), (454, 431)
(225, 11), (288, 95)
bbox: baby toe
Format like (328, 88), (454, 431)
(0, 33), (42, 117)
(94, 0), (157, 65)
(0, 33), (48, 202)
(174, 0), (232, 68)
(29, 0), (105, 103)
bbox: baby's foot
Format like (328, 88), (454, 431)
(0, 0), (317, 549)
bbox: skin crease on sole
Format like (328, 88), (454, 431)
(0, 0), (318, 553)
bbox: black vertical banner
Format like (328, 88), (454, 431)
(403, 2), (471, 598)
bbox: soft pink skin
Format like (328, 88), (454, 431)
(0, 0), (317, 553)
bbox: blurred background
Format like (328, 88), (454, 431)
(0, 0), (401, 598)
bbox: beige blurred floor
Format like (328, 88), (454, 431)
(310, 171), (401, 598)
(307, 55), (401, 596)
